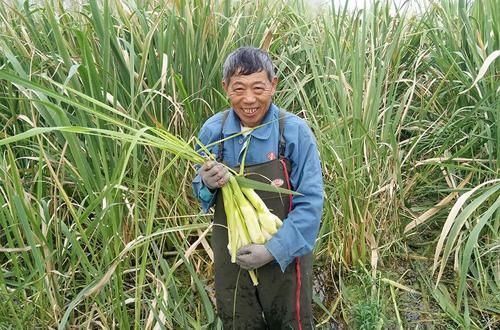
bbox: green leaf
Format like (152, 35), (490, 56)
(234, 175), (302, 196)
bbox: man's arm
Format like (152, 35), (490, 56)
(265, 119), (324, 272)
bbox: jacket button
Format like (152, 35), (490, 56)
(238, 138), (243, 144)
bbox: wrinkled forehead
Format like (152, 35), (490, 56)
(227, 69), (271, 84)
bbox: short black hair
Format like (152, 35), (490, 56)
(222, 47), (275, 83)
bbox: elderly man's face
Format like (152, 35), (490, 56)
(223, 70), (277, 128)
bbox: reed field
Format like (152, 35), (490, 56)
(0, 0), (498, 328)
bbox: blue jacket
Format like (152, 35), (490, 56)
(192, 104), (324, 271)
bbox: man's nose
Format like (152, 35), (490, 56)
(242, 90), (256, 103)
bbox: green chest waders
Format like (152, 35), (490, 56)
(211, 111), (314, 330)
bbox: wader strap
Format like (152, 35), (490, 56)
(216, 110), (230, 162)
(278, 109), (287, 159)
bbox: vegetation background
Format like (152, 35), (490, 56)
(0, 0), (498, 328)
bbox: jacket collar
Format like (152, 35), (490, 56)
(223, 104), (279, 140)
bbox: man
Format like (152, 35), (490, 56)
(192, 47), (323, 329)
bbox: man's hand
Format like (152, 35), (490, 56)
(236, 244), (274, 270)
(200, 160), (230, 190)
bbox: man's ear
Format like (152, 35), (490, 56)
(270, 76), (278, 94)
(222, 79), (228, 93)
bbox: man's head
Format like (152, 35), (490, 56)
(222, 47), (278, 128)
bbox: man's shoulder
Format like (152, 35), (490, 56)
(278, 108), (309, 129)
(276, 108), (317, 145)
(201, 110), (230, 132)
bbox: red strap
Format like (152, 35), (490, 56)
(279, 159), (293, 213)
(295, 257), (302, 330)
(279, 159), (302, 330)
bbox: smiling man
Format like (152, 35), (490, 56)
(192, 47), (324, 329)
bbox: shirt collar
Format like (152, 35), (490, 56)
(223, 104), (279, 140)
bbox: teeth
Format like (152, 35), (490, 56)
(243, 108), (258, 114)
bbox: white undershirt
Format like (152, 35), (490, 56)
(241, 125), (253, 137)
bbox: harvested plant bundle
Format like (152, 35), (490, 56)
(222, 175), (284, 285)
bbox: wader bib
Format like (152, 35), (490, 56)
(211, 110), (314, 330)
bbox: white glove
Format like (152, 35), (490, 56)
(236, 244), (274, 270)
(199, 160), (230, 190)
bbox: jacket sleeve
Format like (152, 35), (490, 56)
(191, 122), (218, 213)
(265, 121), (324, 271)
(192, 172), (217, 213)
